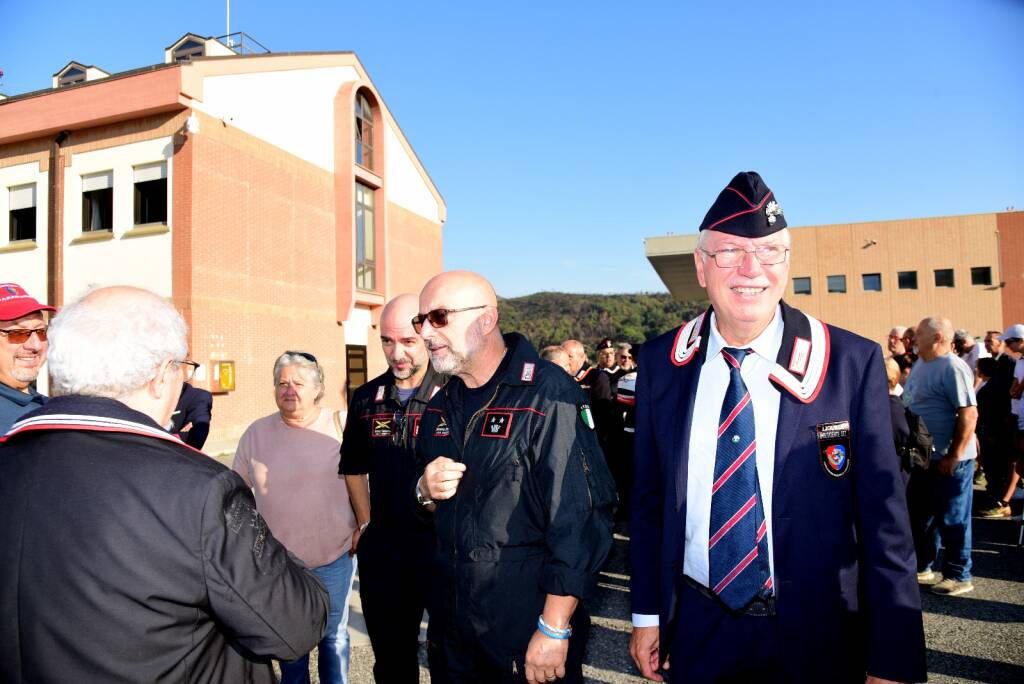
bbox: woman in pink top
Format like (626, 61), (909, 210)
(233, 351), (357, 684)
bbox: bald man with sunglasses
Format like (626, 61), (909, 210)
(413, 271), (616, 684)
(0, 283), (55, 434)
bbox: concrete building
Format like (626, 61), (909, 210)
(646, 211), (1024, 350)
(0, 33), (445, 453)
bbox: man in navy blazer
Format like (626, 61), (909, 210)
(629, 172), (926, 683)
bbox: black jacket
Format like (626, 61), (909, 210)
(416, 333), (616, 664)
(170, 382), (213, 449)
(340, 364), (446, 531)
(0, 396), (328, 683)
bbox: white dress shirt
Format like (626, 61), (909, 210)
(633, 308), (782, 627)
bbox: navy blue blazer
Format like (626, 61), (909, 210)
(630, 301), (926, 683)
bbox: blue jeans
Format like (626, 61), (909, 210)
(280, 552), (356, 684)
(916, 459), (973, 582)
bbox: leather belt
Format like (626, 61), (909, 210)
(681, 574), (776, 617)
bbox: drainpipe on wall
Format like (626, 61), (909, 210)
(47, 130), (69, 307)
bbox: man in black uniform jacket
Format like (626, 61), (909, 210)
(0, 286), (327, 683)
(170, 380), (213, 448)
(413, 271), (616, 684)
(341, 293), (446, 682)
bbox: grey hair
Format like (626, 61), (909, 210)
(273, 352), (325, 403)
(48, 286), (188, 398)
(696, 227), (792, 253)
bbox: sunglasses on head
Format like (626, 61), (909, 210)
(0, 328), (48, 344)
(285, 350), (319, 365)
(411, 305), (487, 334)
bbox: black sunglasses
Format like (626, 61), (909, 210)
(285, 350), (319, 365)
(411, 305), (488, 334)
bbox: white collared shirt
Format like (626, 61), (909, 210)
(632, 308), (782, 627)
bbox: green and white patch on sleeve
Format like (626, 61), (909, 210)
(579, 403), (595, 430)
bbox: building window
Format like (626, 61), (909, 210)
(898, 271), (918, 290)
(934, 269), (955, 288)
(82, 171), (113, 232)
(58, 66), (86, 87)
(173, 39), (205, 62)
(355, 92), (374, 170)
(345, 345), (367, 405)
(862, 273), (882, 292)
(8, 184), (36, 241)
(827, 275), (847, 293)
(793, 277), (811, 295)
(134, 162), (167, 225)
(355, 182), (376, 291)
(970, 266), (992, 286)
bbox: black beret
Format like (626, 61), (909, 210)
(698, 171), (786, 237)
(595, 338), (614, 351)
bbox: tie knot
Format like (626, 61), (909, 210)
(722, 347), (751, 369)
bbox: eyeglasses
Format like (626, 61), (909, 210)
(700, 245), (789, 268)
(0, 328), (48, 344)
(176, 360), (201, 382)
(411, 305), (488, 334)
(285, 350), (319, 364)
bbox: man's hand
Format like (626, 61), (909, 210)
(629, 626), (666, 681)
(422, 456), (467, 500)
(525, 630), (569, 683)
(866, 677), (907, 684)
(936, 452), (959, 477)
(349, 522), (367, 556)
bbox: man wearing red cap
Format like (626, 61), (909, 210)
(0, 283), (55, 433)
(629, 172), (925, 683)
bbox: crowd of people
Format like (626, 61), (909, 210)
(884, 318), (1023, 598)
(1, 170), (1016, 684)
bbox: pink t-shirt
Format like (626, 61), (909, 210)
(233, 408), (355, 568)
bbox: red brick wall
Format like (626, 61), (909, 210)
(998, 212), (1024, 328)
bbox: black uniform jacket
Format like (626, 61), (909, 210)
(340, 364), (446, 531)
(170, 382), (213, 449)
(0, 396), (329, 683)
(416, 333), (616, 662)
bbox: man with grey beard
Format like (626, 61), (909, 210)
(412, 271), (615, 684)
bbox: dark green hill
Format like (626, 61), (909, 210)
(497, 292), (706, 351)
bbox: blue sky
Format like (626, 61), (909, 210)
(2, 1), (1021, 297)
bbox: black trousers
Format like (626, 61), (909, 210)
(427, 611), (590, 684)
(357, 527), (433, 683)
(667, 581), (786, 684)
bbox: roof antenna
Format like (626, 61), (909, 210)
(226, 0), (233, 47)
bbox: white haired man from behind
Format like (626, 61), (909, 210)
(0, 285), (328, 683)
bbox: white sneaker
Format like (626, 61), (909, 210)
(916, 570), (937, 584)
(930, 577), (974, 596)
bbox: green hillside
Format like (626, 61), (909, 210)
(497, 292), (706, 351)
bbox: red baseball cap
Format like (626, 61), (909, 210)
(0, 283), (56, 321)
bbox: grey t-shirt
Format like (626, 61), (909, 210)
(902, 353), (977, 460)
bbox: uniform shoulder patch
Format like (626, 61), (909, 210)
(579, 403), (596, 430)
(375, 385), (386, 402)
(521, 362), (535, 382)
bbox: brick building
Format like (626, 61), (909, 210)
(0, 33), (446, 453)
(646, 210), (1024, 350)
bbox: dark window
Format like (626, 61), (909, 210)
(355, 182), (376, 290)
(59, 66), (86, 87)
(898, 271), (918, 290)
(934, 269), (955, 288)
(8, 184), (36, 241)
(173, 39), (205, 62)
(82, 172), (113, 232)
(827, 275), (847, 293)
(134, 163), (167, 225)
(862, 273), (882, 292)
(970, 266), (992, 286)
(793, 277), (811, 295)
(355, 92), (374, 170)
(345, 345), (367, 405)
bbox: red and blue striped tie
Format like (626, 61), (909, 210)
(709, 347), (773, 610)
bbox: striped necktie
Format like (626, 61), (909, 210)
(709, 347), (773, 610)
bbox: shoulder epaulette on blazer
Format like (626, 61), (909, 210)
(668, 307), (830, 404)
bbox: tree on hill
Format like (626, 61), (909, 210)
(497, 292), (706, 352)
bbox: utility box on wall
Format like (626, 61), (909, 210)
(211, 360), (235, 394)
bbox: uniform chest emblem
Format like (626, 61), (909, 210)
(372, 418), (393, 438)
(817, 420), (852, 477)
(433, 416), (451, 438)
(412, 415), (422, 438)
(481, 411), (513, 439)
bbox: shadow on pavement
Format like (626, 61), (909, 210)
(927, 648), (1024, 684)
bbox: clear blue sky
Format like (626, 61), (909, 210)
(2, 1), (1021, 297)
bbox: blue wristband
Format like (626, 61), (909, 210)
(537, 616), (571, 639)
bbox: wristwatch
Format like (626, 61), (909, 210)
(415, 476), (434, 506)
(358, 521), (370, 534)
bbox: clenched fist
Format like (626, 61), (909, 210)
(421, 456), (467, 501)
